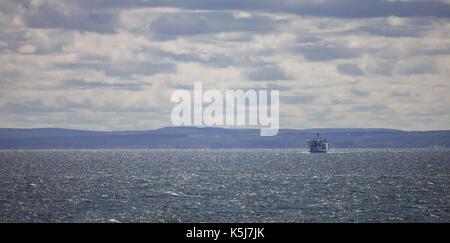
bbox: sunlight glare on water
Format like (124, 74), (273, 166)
(0, 149), (448, 222)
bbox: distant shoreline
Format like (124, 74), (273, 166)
(1, 148), (449, 151)
(0, 127), (449, 149)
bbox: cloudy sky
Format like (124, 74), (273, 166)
(1, 0), (449, 131)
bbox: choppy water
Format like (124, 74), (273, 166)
(0, 149), (448, 222)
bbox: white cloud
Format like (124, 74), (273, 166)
(17, 44), (36, 54)
(233, 11), (252, 19)
(0, 1), (449, 131)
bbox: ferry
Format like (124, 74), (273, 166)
(307, 133), (329, 153)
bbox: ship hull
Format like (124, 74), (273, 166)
(307, 144), (329, 153)
(309, 150), (327, 153)
(306, 134), (329, 153)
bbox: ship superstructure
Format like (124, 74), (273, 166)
(307, 133), (329, 153)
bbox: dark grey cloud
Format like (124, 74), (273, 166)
(203, 54), (236, 68)
(351, 104), (390, 112)
(54, 97), (93, 109)
(397, 60), (439, 75)
(55, 62), (176, 77)
(0, 29), (30, 51)
(280, 0), (450, 19)
(356, 25), (424, 38)
(86, 0), (450, 18)
(247, 66), (291, 81)
(406, 109), (447, 117)
(3, 35), (66, 55)
(2, 98), (164, 116)
(0, 44), (6, 54)
(0, 0), (27, 18)
(337, 64), (363, 76)
(59, 99), (163, 113)
(3, 100), (68, 114)
(151, 13), (207, 36)
(417, 46), (450, 56)
(0, 70), (23, 82)
(167, 83), (195, 90)
(60, 79), (150, 91)
(306, 110), (345, 122)
(149, 48), (235, 68)
(0, 28), (72, 55)
(297, 36), (322, 44)
(281, 95), (316, 104)
(7, 0), (449, 37)
(150, 12), (281, 37)
(390, 91), (413, 97)
(332, 99), (356, 105)
(21, 2), (117, 33)
(368, 60), (396, 76)
(265, 84), (291, 91)
(344, 17), (448, 38)
(103, 62), (175, 77)
(294, 44), (361, 62)
(350, 89), (370, 97)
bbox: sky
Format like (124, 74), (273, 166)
(0, 0), (449, 131)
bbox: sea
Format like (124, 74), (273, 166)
(0, 149), (448, 223)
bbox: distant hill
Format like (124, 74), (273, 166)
(0, 127), (449, 149)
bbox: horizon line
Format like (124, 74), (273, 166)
(1, 126), (450, 133)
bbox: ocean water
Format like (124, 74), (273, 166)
(0, 149), (448, 223)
